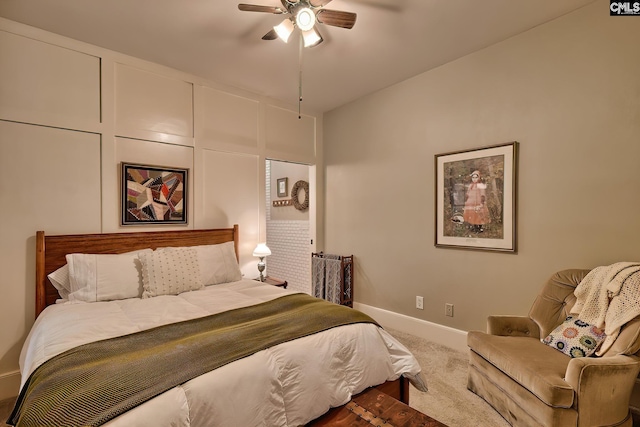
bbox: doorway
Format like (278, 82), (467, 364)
(265, 159), (312, 294)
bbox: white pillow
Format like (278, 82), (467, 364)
(139, 247), (204, 298)
(66, 249), (151, 302)
(193, 241), (242, 285)
(48, 264), (71, 300)
(50, 249), (154, 301)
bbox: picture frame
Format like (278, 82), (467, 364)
(434, 141), (518, 252)
(277, 177), (288, 198)
(121, 162), (188, 225)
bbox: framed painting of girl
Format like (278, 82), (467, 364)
(434, 142), (518, 252)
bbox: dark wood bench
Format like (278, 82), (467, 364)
(307, 387), (448, 427)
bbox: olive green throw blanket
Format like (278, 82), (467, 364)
(9, 294), (378, 427)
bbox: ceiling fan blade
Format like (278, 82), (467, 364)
(262, 28), (278, 40)
(309, 0), (333, 6)
(238, 4), (285, 14)
(316, 9), (357, 29)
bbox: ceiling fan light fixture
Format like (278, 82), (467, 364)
(296, 7), (316, 31)
(302, 28), (322, 47)
(274, 18), (295, 42)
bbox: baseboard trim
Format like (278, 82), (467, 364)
(0, 370), (20, 401)
(354, 303), (468, 354)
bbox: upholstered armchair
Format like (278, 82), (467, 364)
(467, 269), (640, 427)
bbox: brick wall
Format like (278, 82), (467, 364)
(266, 221), (311, 294)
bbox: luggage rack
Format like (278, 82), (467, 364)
(311, 252), (353, 307)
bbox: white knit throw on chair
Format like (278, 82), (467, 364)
(571, 262), (640, 355)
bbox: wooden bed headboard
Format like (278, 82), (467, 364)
(35, 225), (239, 318)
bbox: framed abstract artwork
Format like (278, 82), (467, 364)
(434, 142), (518, 252)
(121, 162), (188, 225)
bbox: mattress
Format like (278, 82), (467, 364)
(16, 279), (426, 427)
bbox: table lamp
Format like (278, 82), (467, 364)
(252, 243), (271, 282)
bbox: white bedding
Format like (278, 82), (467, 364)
(19, 279), (425, 427)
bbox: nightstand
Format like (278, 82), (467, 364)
(256, 276), (288, 289)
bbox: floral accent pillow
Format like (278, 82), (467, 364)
(542, 316), (606, 358)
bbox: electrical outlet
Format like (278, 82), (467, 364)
(445, 303), (454, 317)
(416, 296), (424, 310)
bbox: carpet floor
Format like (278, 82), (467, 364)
(387, 328), (510, 427)
(0, 397), (15, 427)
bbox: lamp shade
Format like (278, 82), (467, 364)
(253, 243), (272, 257)
(274, 18), (295, 43)
(302, 28), (322, 48)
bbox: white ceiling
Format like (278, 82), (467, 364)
(0, 0), (596, 114)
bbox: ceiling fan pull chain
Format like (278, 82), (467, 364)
(298, 71), (302, 119)
(298, 33), (303, 119)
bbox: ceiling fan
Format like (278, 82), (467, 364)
(238, 0), (357, 48)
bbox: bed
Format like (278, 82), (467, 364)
(9, 226), (427, 427)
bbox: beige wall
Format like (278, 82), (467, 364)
(324, 2), (640, 333)
(270, 161), (310, 221)
(0, 18), (320, 399)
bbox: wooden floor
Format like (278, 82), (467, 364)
(0, 397), (16, 427)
